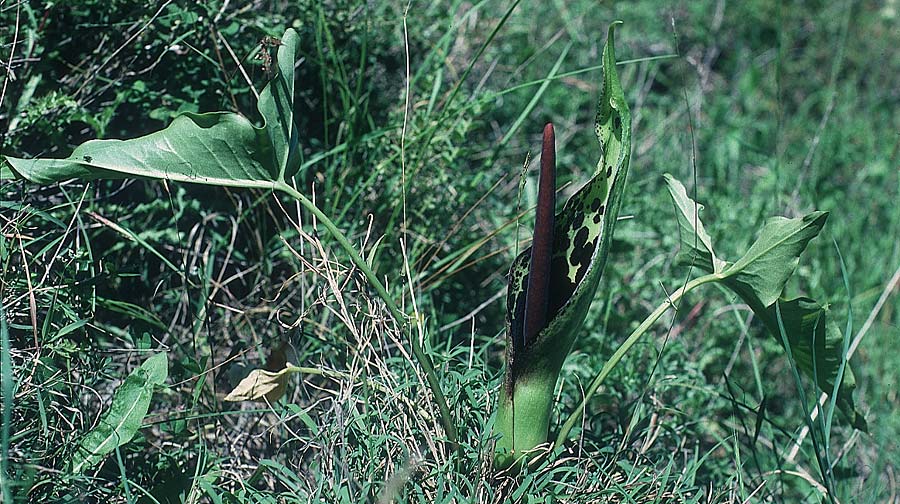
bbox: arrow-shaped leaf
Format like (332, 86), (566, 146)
(3, 29), (300, 187)
(664, 175), (864, 430)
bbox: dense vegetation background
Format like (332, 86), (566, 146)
(0, 0), (897, 502)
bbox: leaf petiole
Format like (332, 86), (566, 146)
(554, 272), (722, 449)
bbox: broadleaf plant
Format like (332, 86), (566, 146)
(664, 175), (864, 430)
(70, 352), (168, 473)
(4, 30), (298, 187)
(554, 175), (866, 455)
(1, 28), (457, 446)
(494, 22), (631, 470)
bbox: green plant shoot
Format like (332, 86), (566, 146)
(494, 21), (631, 470)
(70, 352), (168, 473)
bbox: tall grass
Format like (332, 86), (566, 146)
(0, 0), (896, 502)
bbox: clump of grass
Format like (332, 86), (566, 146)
(1, 0), (897, 502)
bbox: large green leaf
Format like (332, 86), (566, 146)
(495, 22), (631, 468)
(664, 174), (725, 273)
(724, 212), (828, 307)
(70, 352), (168, 473)
(2, 29), (300, 187)
(0, 27), (465, 445)
(762, 298), (865, 431)
(1, 26), (462, 449)
(664, 175), (864, 429)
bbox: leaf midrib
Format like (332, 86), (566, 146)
(724, 218), (817, 277)
(72, 380), (149, 473)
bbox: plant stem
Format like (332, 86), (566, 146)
(285, 366), (434, 421)
(553, 272), (721, 449)
(276, 182), (457, 447)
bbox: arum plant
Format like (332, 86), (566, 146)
(1, 28), (457, 445)
(494, 22), (865, 472)
(494, 22), (632, 469)
(552, 176), (866, 452)
(536, 175), (867, 500)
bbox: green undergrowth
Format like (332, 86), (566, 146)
(1, 0), (897, 502)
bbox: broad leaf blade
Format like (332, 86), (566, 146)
(2, 29), (301, 187)
(224, 366), (297, 403)
(725, 212), (828, 306)
(716, 220), (864, 427)
(664, 174), (725, 273)
(721, 245), (865, 428)
(663, 179), (863, 428)
(762, 298), (866, 431)
(258, 29), (299, 180)
(5, 114), (278, 187)
(0, 164), (14, 180)
(70, 352), (168, 473)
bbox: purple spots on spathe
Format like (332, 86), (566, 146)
(593, 204), (606, 224)
(548, 254), (575, 318)
(572, 212), (585, 231)
(573, 226), (589, 251)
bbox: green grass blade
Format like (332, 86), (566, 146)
(774, 302), (836, 503)
(825, 239), (855, 438)
(0, 301), (12, 502)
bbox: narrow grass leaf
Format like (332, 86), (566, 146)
(0, 302), (12, 503)
(760, 298), (865, 431)
(774, 302), (836, 498)
(286, 404), (319, 435)
(53, 318), (89, 339)
(70, 352), (168, 473)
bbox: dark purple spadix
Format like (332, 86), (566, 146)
(522, 123), (556, 349)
